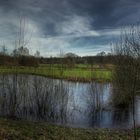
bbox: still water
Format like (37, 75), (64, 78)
(0, 74), (139, 128)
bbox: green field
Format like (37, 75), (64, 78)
(0, 64), (112, 82)
(0, 117), (138, 140)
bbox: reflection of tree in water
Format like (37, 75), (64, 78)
(86, 82), (105, 127)
(0, 74), (74, 124)
(86, 82), (132, 128)
(112, 109), (131, 127)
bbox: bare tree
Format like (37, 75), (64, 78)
(112, 26), (140, 140)
(0, 43), (7, 55)
(7, 16), (32, 118)
(34, 50), (40, 58)
(59, 49), (65, 77)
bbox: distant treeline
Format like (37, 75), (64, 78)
(0, 54), (39, 66)
(40, 55), (114, 65)
(0, 54), (115, 67)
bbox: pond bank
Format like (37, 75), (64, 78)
(0, 117), (139, 140)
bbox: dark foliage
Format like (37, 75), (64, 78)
(0, 54), (39, 67)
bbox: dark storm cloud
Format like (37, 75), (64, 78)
(0, 0), (140, 56)
(1, 0), (140, 32)
(0, 0), (70, 35)
(68, 0), (140, 29)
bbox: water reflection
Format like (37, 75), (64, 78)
(0, 74), (73, 124)
(0, 74), (139, 128)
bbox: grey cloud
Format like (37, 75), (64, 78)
(0, 0), (139, 56)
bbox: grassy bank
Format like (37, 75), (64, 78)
(0, 64), (112, 82)
(0, 117), (139, 140)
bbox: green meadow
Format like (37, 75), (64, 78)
(0, 64), (112, 82)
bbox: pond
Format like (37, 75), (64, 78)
(0, 74), (139, 129)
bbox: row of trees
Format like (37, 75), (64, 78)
(0, 54), (39, 66)
(0, 45), (40, 66)
(40, 55), (114, 66)
(0, 45), (40, 58)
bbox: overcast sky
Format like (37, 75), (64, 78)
(0, 0), (140, 57)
